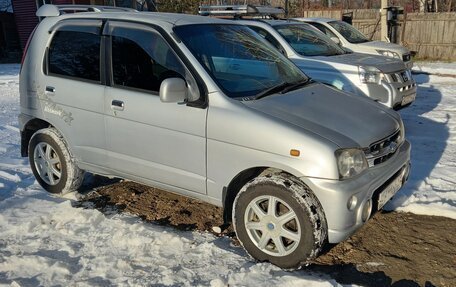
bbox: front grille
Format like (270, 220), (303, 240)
(365, 130), (401, 167)
(397, 83), (416, 92)
(387, 69), (412, 83)
(403, 53), (411, 62)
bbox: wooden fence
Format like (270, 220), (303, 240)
(299, 9), (456, 61)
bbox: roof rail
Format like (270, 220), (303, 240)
(36, 4), (137, 17)
(199, 5), (284, 17)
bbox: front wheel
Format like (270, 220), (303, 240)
(28, 128), (84, 194)
(233, 172), (327, 269)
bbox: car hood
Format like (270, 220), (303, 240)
(315, 52), (407, 74)
(242, 83), (399, 148)
(356, 40), (410, 55)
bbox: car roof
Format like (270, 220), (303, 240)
(47, 10), (236, 28)
(238, 19), (314, 27)
(295, 17), (337, 23)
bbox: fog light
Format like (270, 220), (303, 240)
(362, 199), (372, 222)
(347, 195), (357, 211)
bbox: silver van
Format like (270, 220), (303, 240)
(20, 4), (411, 269)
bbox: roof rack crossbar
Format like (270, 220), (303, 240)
(199, 5), (284, 17)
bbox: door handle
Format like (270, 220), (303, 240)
(111, 100), (124, 111)
(45, 86), (55, 94)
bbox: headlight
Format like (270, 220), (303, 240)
(335, 148), (368, 179)
(376, 49), (401, 59)
(358, 66), (383, 84)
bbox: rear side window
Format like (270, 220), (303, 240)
(248, 26), (284, 52)
(48, 31), (100, 82)
(309, 22), (338, 39)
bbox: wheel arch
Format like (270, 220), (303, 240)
(222, 166), (321, 225)
(21, 118), (53, 157)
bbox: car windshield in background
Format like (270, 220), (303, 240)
(274, 24), (346, 57)
(174, 24), (307, 99)
(328, 20), (370, 44)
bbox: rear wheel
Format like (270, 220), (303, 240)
(29, 128), (84, 194)
(233, 172), (327, 269)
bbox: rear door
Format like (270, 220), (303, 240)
(103, 21), (207, 194)
(43, 20), (107, 168)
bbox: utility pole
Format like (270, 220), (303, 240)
(381, 0), (388, 41)
(284, 0), (289, 17)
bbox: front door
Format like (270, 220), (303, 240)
(103, 21), (207, 194)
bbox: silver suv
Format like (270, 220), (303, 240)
(20, 5), (411, 269)
(239, 20), (416, 110)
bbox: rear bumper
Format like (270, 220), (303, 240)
(303, 140), (411, 243)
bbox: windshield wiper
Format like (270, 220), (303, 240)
(254, 79), (311, 100)
(254, 82), (291, 100)
(279, 78), (312, 94)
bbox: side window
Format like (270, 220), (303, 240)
(49, 31), (100, 82)
(111, 27), (185, 93)
(309, 22), (338, 39)
(248, 26), (283, 52)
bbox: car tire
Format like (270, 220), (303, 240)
(233, 172), (327, 269)
(28, 128), (84, 194)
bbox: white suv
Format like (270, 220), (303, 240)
(294, 18), (414, 69)
(20, 4), (411, 269)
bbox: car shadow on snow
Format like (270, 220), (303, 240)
(305, 264), (437, 287)
(386, 73), (450, 210)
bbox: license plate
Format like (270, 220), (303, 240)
(378, 172), (404, 209)
(401, 93), (415, 106)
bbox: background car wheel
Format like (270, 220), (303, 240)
(233, 172), (327, 269)
(28, 128), (84, 194)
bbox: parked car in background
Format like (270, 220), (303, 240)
(21, 4), (411, 269)
(294, 18), (414, 69)
(238, 19), (416, 110)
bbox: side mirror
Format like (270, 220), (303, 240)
(159, 78), (187, 103)
(330, 36), (341, 45)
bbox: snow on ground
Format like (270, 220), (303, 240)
(0, 63), (455, 285)
(386, 71), (456, 219)
(412, 62), (456, 76)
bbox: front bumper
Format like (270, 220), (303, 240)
(381, 79), (417, 110)
(357, 74), (417, 109)
(302, 139), (411, 243)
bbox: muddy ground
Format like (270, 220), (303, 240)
(76, 178), (456, 287)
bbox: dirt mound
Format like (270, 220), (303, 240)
(78, 180), (456, 287)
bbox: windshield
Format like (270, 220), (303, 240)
(274, 24), (346, 57)
(174, 24), (307, 99)
(328, 20), (370, 44)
